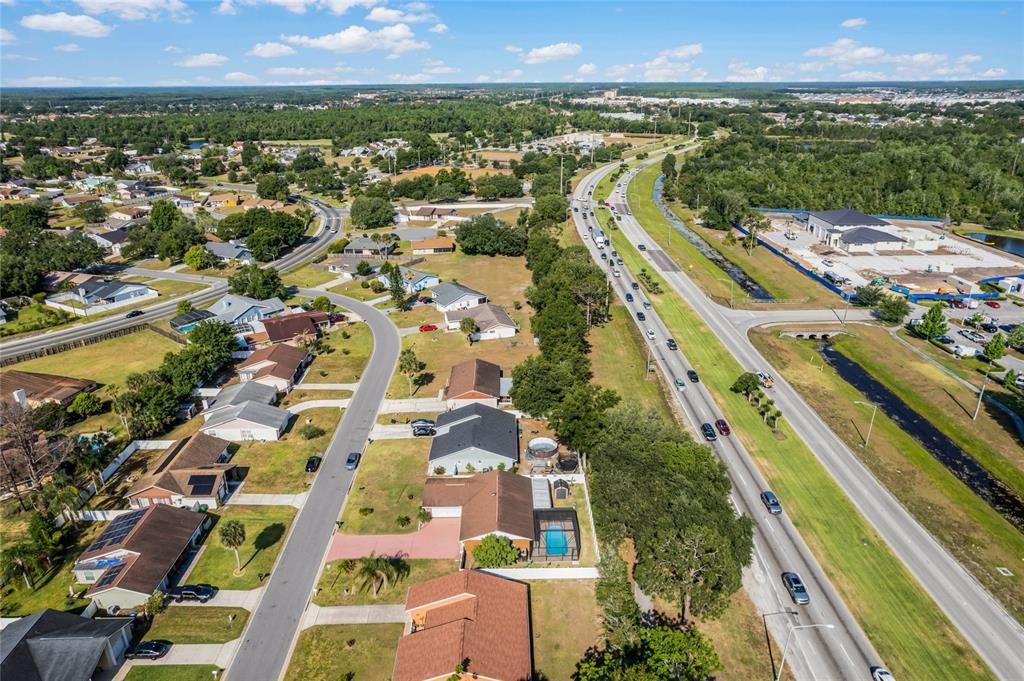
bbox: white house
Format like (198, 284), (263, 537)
(46, 277), (157, 314)
(208, 294), (285, 330)
(86, 227), (131, 257)
(376, 266), (440, 294)
(200, 401), (292, 441)
(444, 303), (518, 340)
(125, 161), (154, 176)
(205, 240), (255, 265)
(432, 282), (488, 313)
(428, 403), (519, 475)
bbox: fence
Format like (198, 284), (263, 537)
(0, 323), (182, 367)
(753, 207), (943, 223)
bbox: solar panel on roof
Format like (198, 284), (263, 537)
(86, 509), (146, 552)
(187, 474), (216, 496)
(94, 563), (126, 588)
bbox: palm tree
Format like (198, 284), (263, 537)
(356, 554), (409, 598)
(219, 519), (247, 575)
(46, 472), (82, 530)
(0, 540), (42, 589)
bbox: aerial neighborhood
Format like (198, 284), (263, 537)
(1, 13), (1024, 681)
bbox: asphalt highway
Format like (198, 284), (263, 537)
(600, 156), (1024, 680)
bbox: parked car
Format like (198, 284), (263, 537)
(687, 369), (700, 383)
(674, 378), (687, 391)
(418, 324), (438, 332)
(666, 339), (678, 351)
(305, 456), (322, 472)
(949, 299), (966, 309)
(636, 312), (646, 321)
(412, 426), (436, 437)
(782, 572), (809, 605)
(126, 641), (171, 660)
(985, 301), (1001, 308)
(345, 452), (361, 470)
(760, 490), (782, 515)
(982, 322), (998, 333)
(934, 335), (953, 345)
(646, 329), (656, 340)
(125, 310), (145, 319)
(871, 668), (896, 681)
(714, 419), (731, 436)
(169, 584), (216, 603)
(700, 423), (717, 441)
(417, 296), (433, 304)
(625, 293), (634, 302)
(410, 418), (435, 428)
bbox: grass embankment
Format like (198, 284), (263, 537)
(340, 439), (430, 534)
(305, 324), (374, 383)
(284, 624), (403, 681)
(231, 407), (342, 494)
(145, 607), (249, 644)
(608, 206), (993, 681)
(314, 558), (457, 606)
(187, 505), (297, 590)
(124, 666), (221, 681)
(752, 327), (1024, 624)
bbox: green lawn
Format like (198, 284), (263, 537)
(752, 327), (1024, 623)
(187, 505), (297, 590)
(552, 488), (598, 567)
(313, 558), (458, 606)
(124, 666), (221, 681)
(340, 439), (430, 534)
(145, 607), (249, 644)
(376, 411), (441, 425)
(150, 279), (204, 298)
(0, 521), (98, 616)
(284, 624), (403, 681)
(417, 252), (532, 309)
(329, 280), (384, 301)
(304, 324), (374, 383)
(231, 408), (341, 493)
(531, 580), (602, 681)
(282, 264), (338, 289)
(5, 330), (182, 390)
(700, 589), (774, 681)
(388, 304), (444, 328)
(609, 204), (993, 680)
(0, 303), (75, 338)
(280, 389), (352, 408)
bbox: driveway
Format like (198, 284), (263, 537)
(326, 518), (461, 560)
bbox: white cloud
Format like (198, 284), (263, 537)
(20, 13), (114, 38)
(798, 62), (825, 72)
(521, 42), (581, 64)
(176, 52), (229, 67)
(366, 4), (436, 23)
(839, 70), (889, 81)
(659, 43), (703, 59)
(163, 45), (182, 53)
(577, 63), (596, 74)
(0, 28), (14, 45)
(840, 17), (867, 29)
(217, 0), (236, 14)
(388, 72), (433, 83)
(14, 75), (82, 86)
(92, 76), (125, 83)
(562, 74), (584, 82)
(246, 41), (295, 57)
(225, 71), (259, 83)
(804, 38), (885, 64)
(605, 63), (634, 80)
(229, 0), (378, 14)
(266, 66), (331, 76)
(282, 23), (428, 54)
(428, 22), (447, 33)
(74, 0), (188, 21)
(726, 62), (778, 82)
(957, 54), (982, 64)
(977, 67), (1008, 78)
(3, 53), (40, 61)
(55, 43), (82, 52)
(504, 45), (523, 55)
(604, 44), (704, 81)
(478, 68), (523, 83)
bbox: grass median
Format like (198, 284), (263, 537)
(608, 210), (993, 681)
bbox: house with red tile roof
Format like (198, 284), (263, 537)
(236, 343), (310, 392)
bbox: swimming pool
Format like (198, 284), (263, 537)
(544, 528), (569, 557)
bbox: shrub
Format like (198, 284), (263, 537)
(300, 424), (326, 440)
(358, 507), (374, 517)
(472, 534), (520, 568)
(396, 516), (411, 527)
(433, 466), (446, 475)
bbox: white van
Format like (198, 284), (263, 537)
(953, 345), (978, 358)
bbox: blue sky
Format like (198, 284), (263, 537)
(0, 1), (1020, 87)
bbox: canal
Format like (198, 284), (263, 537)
(651, 176), (773, 301)
(965, 232), (1024, 258)
(820, 343), (1024, 533)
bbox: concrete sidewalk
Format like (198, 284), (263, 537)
(290, 399), (350, 412)
(229, 491), (307, 508)
(300, 604), (406, 629)
(168, 589), (263, 609)
(380, 397), (446, 413)
(295, 382), (360, 391)
(368, 424), (416, 440)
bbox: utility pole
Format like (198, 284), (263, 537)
(776, 623), (834, 681)
(973, 368), (992, 420)
(559, 155), (564, 195)
(854, 400), (878, 448)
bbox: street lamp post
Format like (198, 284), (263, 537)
(775, 623), (835, 681)
(973, 367), (992, 421)
(854, 400), (878, 448)
(761, 609), (797, 680)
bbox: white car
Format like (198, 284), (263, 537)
(871, 667), (895, 681)
(612, 269), (621, 278)
(646, 329), (656, 340)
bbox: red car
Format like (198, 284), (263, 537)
(715, 419), (731, 436)
(985, 301), (1001, 309)
(418, 324), (438, 332)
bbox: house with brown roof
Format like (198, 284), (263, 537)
(257, 310), (330, 346)
(411, 236), (456, 255)
(422, 471), (534, 557)
(237, 343), (310, 392)
(126, 433), (236, 510)
(1, 370), (96, 409)
(206, 193), (240, 209)
(446, 359), (502, 409)
(59, 194), (100, 208)
(393, 570), (531, 681)
(72, 505), (209, 610)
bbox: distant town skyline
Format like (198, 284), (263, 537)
(0, 1), (1020, 88)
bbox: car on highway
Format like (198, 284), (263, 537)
(687, 369), (700, 383)
(126, 641), (171, 660)
(612, 269), (621, 278)
(305, 455), (322, 472)
(345, 452), (361, 470)
(636, 312), (646, 321)
(646, 329), (656, 340)
(600, 252), (608, 260)
(760, 490), (782, 515)
(410, 418), (435, 428)
(782, 572), (809, 605)
(642, 301), (653, 310)
(125, 310), (145, 319)
(870, 667), (896, 681)
(625, 293), (634, 302)
(616, 258), (624, 265)
(418, 324), (438, 332)
(412, 426), (436, 437)
(169, 584), (216, 603)
(666, 339), (678, 351)
(638, 244), (647, 251)
(715, 419), (731, 436)
(611, 250), (618, 257)
(674, 378), (687, 391)
(985, 301), (1001, 308)
(700, 423), (717, 441)
(631, 281), (639, 290)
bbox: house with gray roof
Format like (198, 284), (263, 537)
(432, 282), (488, 313)
(803, 208), (896, 246)
(1, 609), (133, 681)
(205, 240), (255, 265)
(200, 401), (292, 441)
(376, 266), (440, 294)
(343, 237), (396, 257)
(429, 402), (518, 475)
(45, 277), (157, 314)
(201, 381), (278, 416)
(85, 227), (130, 256)
(208, 294), (285, 330)
(835, 226), (907, 252)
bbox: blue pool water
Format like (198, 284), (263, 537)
(545, 528), (569, 556)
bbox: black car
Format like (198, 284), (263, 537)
(126, 641), (171, 660)
(169, 584), (216, 603)
(686, 369), (700, 383)
(666, 339), (678, 351)
(345, 452), (361, 470)
(412, 426), (436, 437)
(638, 244), (647, 251)
(305, 455), (322, 472)
(125, 310), (145, 319)
(760, 490), (782, 515)
(700, 423), (717, 441)
(934, 335), (953, 345)
(410, 418), (435, 428)
(981, 323), (998, 333)
(631, 282), (639, 290)
(636, 312), (646, 321)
